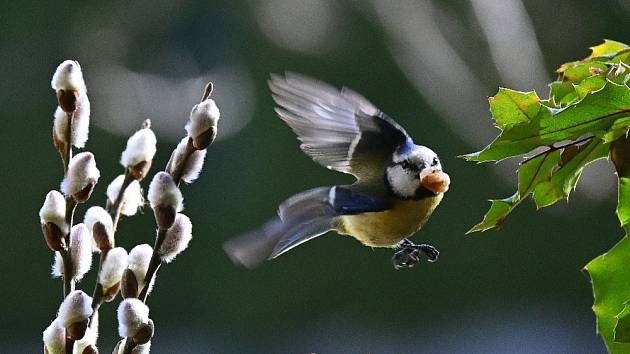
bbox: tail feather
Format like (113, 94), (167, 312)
(223, 187), (336, 268)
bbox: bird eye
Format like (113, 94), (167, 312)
(401, 161), (411, 169)
(431, 157), (439, 167)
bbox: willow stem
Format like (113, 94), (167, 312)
(138, 229), (166, 302)
(88, 171), (135, 325)
(107, 171), (135, 230)
(62, 198), (77, 297)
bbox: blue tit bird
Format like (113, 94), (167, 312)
(223, 73), (450, 269)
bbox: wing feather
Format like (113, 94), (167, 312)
(269, 73), (409, 180)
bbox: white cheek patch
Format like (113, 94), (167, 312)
(386, 165), (418, 198)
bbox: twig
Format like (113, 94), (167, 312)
(108, 171), (135, 230)
(63, 198), (77, 296)
(121, 83), (212, 354)
(520, 135), (594, 165)
(166, 137), (196, 184)
(88, 169), (135, 325)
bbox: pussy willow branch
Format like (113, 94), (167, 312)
(165, 137), (196, 183)
(60, 112), (74, 174)
(109, 172), (135, 230)
(62, 198), (78, 297)
(88, 171), (135, 326)
(122, 83), (212, 354)
(61, 111), (76, 354)
(138, 229), (167, 302)
(139, 136), (195, 303)
(61, 112), (77, 298)
(122, 144), (195, 354)
(520, 135), (594, 166)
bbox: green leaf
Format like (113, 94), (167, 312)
(463, 83), (630, 162)
(517, 150), (562, 197)
(607, 63), (630, 86)
(612, 50), (630, 65)
(562, 62), (608, 84)
(533, 138), (609, 208)
(614, 302), (630, 343)
(618, 177), (630, 228)
(467, 194), (518, 233)
(574, 74), (607, 98)
(612, 135), (630, 227)
(489, 88), (541, 128)
(599, 128), (630, 143)
(549, 81), (576, 107)
(590, 39), (630, 58)
(585, 234), (630, 353)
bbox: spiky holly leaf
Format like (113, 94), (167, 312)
(590, 40), (630, 58)
(532, 138), (609, 208)
(489, 88), (541, 128)
(585, 233), (630, 353)
(463, 82), (630, 163)
(464, 39), (630, 353)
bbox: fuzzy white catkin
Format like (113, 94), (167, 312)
(128, 244), (154, 292)
(61, 152), (100, 197)
(70, 224), (92, 281)
(52, 252), (63, 278)
(120, 127), (157, 168)
(57, 290), (93, 327)
(43, 318), (65, 354)
(147, 172), (183, 211)
(172, 137), (207, 183)
(84, 206), (113, 236)
(159, 213), (192, 263)
(53, 93), (90, 148)
(39, 190), (68, 235)
(99, 247), (128, 289)
(107, 175), (144, 216)
(51, 60), (86, 93)
(117, 298), (149, 337)
(132, 341), (151, 354)
(185, 98), (220, 139)
(72, 326), (97, 354)
(117, 339), (151, 354)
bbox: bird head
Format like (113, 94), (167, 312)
(385, 143), (450, 200)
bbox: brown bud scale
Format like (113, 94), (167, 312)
(57, 89), (79, 113)
(130, 160), (152, 181)
(42, 222), (66, 251)
(132, 319), (154, 345)
(121, 268), (139, 299)
(73, 181), (96, 203)
(67, 320), (89, 340)
(154, 205), (176, 230)
(102, 281), (121, 302)
(92, 222), (113, 251)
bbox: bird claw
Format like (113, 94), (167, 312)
(392, 239), (439, 269)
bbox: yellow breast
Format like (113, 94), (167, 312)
(336, 194), (443, 248)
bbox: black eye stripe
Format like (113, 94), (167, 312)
(400, 160), (419, 171)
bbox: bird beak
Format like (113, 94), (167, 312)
(420, 168), (450, 194)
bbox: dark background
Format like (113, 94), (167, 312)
(2, 1), (629, 353)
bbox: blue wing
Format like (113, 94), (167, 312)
(223, 186), (390, 268)
(269, 73), (410, 182)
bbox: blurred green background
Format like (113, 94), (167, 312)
(2, 0), (630, 353)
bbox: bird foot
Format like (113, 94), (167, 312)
(392, 239), (439, 270)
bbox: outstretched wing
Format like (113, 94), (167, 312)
(269, 73), (410, 182)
